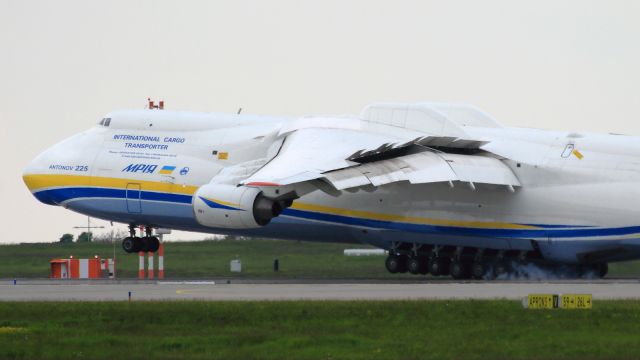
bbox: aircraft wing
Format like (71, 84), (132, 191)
(240, 127), (520, 196)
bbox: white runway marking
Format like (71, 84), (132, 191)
(1, 280), (640, 301)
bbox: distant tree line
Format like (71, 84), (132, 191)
(58, 229), (128, 243)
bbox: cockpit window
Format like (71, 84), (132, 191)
(98, 118), (111, 127)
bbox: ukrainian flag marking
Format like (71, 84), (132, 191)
(159, 165), (176, 175)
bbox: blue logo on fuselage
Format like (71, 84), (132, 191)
(122, 164), (158, 173)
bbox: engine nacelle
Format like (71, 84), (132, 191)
(193, 184), (285, 229)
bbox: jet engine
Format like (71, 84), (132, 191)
(193, 184), (287, 229)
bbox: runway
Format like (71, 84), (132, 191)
(2, 279), (640, 301)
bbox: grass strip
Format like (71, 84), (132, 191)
(1, 300), (639, 359)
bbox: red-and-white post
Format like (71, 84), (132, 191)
(158, 242), (165, 279)
(138, 251), (145, 279)
(147, 252), (154, 279)
(108, 258), (115, 279)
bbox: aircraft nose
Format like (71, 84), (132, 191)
(22, 148), (59, 205)
(24, 130), (102, 206)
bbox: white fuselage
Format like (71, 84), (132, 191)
(23, 109), (640, 264)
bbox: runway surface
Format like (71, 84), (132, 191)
(2, 279), (640, 301)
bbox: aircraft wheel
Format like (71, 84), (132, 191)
(147, 236), (160, 252)
(138, 237), (150, 252)
(407, 256), (420, 274)
(385, 255), (408, 274)
(450, 260), (471, 280)
(429, 257), (450, 276)
(471, 261), (486, 280)
(122, 237), (136, 253)
(408, 256), (428, 275)
(428, 257), (440, 276)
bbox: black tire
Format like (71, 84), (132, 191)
(471, 261), (486, 280)
(396, 255), (409, 273)
(122, 237), (136, 253)
(385, 255), (398, 273)
(450, 260), (471, 280)
(407, 256), (428, 275)
(407, 256), (420, 274)
(139, 237), (149, 252)
(428, 257), (440, 276)
(385, 255), (408, 274)
(148, 236), (160, 252)
(429, 257), (450, 276)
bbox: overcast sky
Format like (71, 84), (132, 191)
(1, 0), (639, 243)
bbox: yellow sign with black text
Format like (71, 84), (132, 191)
(560, 294), (592, 309)
(526, 294), (556, 309)
(524, 294), (592, 309)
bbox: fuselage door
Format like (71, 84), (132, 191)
(126, 183), (142, 213)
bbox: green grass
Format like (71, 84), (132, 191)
(0, 240), (396, 279)
(609, 261), (640, 277)
(1, 239), (640, 279)
(1, 300), (639, 359)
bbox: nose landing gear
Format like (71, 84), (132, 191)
(121, 225), (160, 253)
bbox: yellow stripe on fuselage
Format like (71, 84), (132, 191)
(289, 202), (539, 230)
(22, 174), (198, 195)
(23, 173), (538, 230)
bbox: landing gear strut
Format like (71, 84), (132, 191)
(121, 225), (160, 253)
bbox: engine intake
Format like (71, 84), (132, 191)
(193, 184), (286, 229)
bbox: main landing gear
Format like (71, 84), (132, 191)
(384, 243), (609, 280)
(122, 224), (160, 253)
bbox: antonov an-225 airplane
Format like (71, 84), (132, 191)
(23, 101), (640, 279)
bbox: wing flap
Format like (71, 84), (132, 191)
(323, 168), (372, 190)
(321, 151), (520, 191)
(440, 153), (520, 186)
(400, 153), (458, 184)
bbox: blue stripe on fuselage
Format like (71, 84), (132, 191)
(281, 209), (640, 238)
(34, 187), (192, 205)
